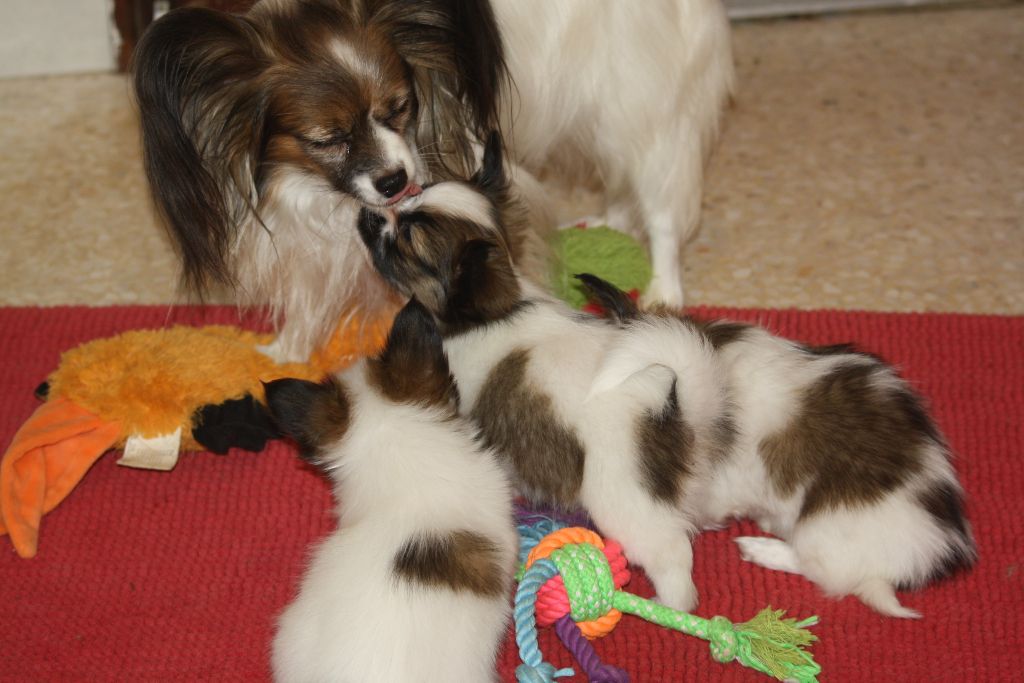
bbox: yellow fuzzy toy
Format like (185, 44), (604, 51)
(0, 312), (392, 558)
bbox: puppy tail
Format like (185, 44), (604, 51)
(854, 578), (921, 619)
(575, 273), (640, 324)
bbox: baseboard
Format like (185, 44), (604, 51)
(726, 0), (975, 20)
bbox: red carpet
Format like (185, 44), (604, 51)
(1, 305), (1021, 682)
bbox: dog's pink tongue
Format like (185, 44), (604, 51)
(386, 183), (423, 206)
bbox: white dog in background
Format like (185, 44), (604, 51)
(496, 0), (734, 308)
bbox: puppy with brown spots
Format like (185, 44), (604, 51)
(358, 134), (731, 612)
(584, 277), (976, 618)
(358, 134), (976, 618)
(264, 300), (517, 682)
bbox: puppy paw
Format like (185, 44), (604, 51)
(855, 578), (923, 619)
(651, 575), (699, 612)
(735, 536), (801, 574)
(642, 275), (684, 310)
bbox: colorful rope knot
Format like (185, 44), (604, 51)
(525, 526), (631, 638)
(514, 521), (823, 683)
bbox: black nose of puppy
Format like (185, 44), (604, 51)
(374, 169), (408, 198)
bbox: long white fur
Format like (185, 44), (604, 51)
(235, 167), (404, 362)
(235, 0), (732, 362)
(271, 364), (517, 682)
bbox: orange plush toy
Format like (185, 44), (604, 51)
(0, 314), (392, 558)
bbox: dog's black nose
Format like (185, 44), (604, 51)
(374, 169), (408, 198)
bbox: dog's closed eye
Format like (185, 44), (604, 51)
(303, 130), (351, 150)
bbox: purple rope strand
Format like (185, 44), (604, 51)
(553, 615), (630, 683)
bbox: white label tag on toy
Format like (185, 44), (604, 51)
(117, 429), (182, 471)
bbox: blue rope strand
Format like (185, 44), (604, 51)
(517, 519), (565, 567)
(514, 557), (574, 682)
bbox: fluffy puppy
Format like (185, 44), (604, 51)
(357, 135), (730, 610)
(583, 277), (977, 618)
(494, 0), (734, 306)
(360, 139), (975, 617)
(132, 0), (733, 361)
(133, 0), (511, 361)
(264, 299), (517, 682)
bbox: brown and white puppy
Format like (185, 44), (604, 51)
(584, 277), (977, 618)
(264, 299), (517, 682)
(358, 136), (731, 611)
(359, 139), (976, 617)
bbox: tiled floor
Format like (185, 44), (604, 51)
(1, 5), (1021, 313)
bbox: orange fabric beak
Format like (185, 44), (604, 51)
(0, 397), (122, 558)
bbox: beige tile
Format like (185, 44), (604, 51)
(0, 73), (183, 305)
(692, 5), (1024, 313)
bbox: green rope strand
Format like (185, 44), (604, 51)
(612, 593), (821, 683)
(549, 543), (616, 623)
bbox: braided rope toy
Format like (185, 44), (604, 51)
(514, 520), (822, 683)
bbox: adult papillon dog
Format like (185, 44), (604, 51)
(133, 0), (733, 362)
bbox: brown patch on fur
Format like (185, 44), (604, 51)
(263, 377), (351, 464)
(760, 361), (929, 518)
(366, 357), (457, 410)
(366, 298), (458, 410)
(393, 530), (509, 597)
(262, 134), (323, 177)
(301, 379), (352, 450)
(695, 320), (752, 349)
(472, 349), (585, 507)
(636, 380), (694, 503)
(442, 238), (525, 335)
(801, 342), (861, 357)
(909, 481), (977, 586)
(644, 310), (751, 350)
(918, 481), (971, 539)
(709, 411), (738, 464)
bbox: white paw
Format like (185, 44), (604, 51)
(651, 574), (699, 612)
(642, 274), (684, 310)
(735, 536), (802, 574)
(855, 578), (923, 619)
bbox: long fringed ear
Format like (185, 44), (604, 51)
(472, 130), (508, 198)
(369, 0), (508, 176)
(368, 299), (457, 408)
(132, 7), (269, 294)
(263, 378), (351, 466)
(469, 130), (515, 248)
(442, 239), (520, 330)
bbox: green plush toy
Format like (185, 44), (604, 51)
(550, 225), (652, 309)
